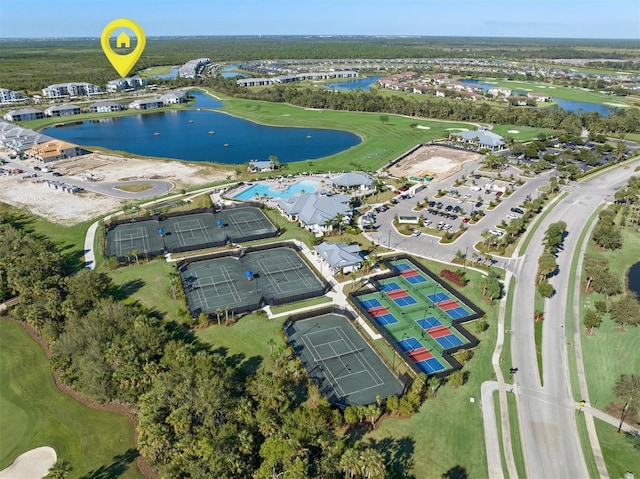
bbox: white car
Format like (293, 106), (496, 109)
(489, 228), (504, 237)
(423, 219), (432, 226)
(412, 230), (421, 237)
(506, 213), (519, 220)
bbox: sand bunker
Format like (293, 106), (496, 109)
(416, 125), (431, 130)
(446, 128), (468, 131)
(0, 447), (57, 479)
(507, 130), (520, 134)
(387, 144), (482, 180)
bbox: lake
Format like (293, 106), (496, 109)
(325, 75), (383, 91)
(41, 92), (361, 164)
(628, 262), (640, 299)
(220, 64), (249, 79)
(459, 79), (616, 116)
(150, 67), (179, 80)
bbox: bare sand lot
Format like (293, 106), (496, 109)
(0, 151), (233, 225)
(387, 144), (482, 180)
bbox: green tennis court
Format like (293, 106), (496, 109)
(180, 246), (326, 316)
(105, 206), (278, 260)
(285, 313), (404, 406)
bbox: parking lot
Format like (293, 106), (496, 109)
(363, 159), (557, 270)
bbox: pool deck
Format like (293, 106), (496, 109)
(229, 174), (333, 202)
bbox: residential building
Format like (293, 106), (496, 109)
(237, 71), (357, 87)
(89, 101), (122, 113)
(0, 88), (21, 103)
(527, 92), (552, 102)
(161, 90), (188, 105)
(44, 104), (81, 117)
(277, 193), (352, 236)
(42, 82), (101, 98)
(0, 121), (53, 152)
(3, 108), (44, 122)
(106, 77), (148, 92)
(179, 58), (211, 79)
(128, 98), (164, 110)
(488, 87), (512, 97)
(452, 127), (505, 150)
(314, 241), (362, 274)
(27, 139), (84, 163)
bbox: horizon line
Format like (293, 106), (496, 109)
(1, 34), (639, 41)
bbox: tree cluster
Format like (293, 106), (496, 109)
(592, 206), (623, 250)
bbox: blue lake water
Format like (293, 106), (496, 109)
(220, 64), (249, 79)
(41, 92), (361, 164)
(234, 180), (319, 200)
(150, 67), (179, 80)
(628, 262), (640, 299)
(459, 79), (616, 116)
(325, 76), (383, 91)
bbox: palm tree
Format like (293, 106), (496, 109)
(131, 249), (140, 265)
(269, 154), (280, 171)
(339, 448), (360, 479)
(333, 212), (345, 235)
(358, 448), (386, 479)
(224, 305), (229, 325)
(215, 308), (222, 325)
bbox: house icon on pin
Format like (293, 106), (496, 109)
(116, 32), (131, 49)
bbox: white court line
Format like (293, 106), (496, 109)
(114, 227), (149, 257)
(336, 326), (384, 386)
(220, 265), (241, 304)
(300, 334), (346, 398)
(174, 219), (212, 246)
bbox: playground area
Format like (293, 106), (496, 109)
(353, 257), (481, 376)
(285, 313), (404, 406)
(179, 246), (326, 316)
(104, 206), (277, 259)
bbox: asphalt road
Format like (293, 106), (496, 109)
(509, 161), (638, 478)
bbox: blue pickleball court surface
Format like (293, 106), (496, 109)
(381, 282), (402, 292)
(394, 295), (418, 307)
(395, 263), (411, 271)
(405, 274), (427, 284)
(435, 334), (464, 349)
(445, 307), (470, 319)
(416, 316), (442, 329)
(416, 357), (447, 374)
(397, 336), (422, 352)
(374, 313), (399, 326)
(427, 292), (450, 303)
(360, 298), (383, 309)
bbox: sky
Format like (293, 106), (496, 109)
(0, 0), (639, 39)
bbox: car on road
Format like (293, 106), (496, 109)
(462, 217), (470, 223)
(33, 166), (41, 171)
(52, 172), (63, 177)
(412, 230), (421, 237)
(511, 207), (524, 214)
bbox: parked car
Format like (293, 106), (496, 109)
(445, 205), (453, 211)
(462, 217), (470, 223)
(423, 219), (432, 226)
(412, 230), (421, 237)
(52, 171), (63, 177)
(511, 207), (524, 214)
(475, 202), (483, 207)
(506, 213), (519, 220)
(33, 166), (41, 171)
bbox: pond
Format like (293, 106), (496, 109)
(220, 64), (249, 79)
(149, 67), (179, 80)
(459, 79), (616, 116)
(324, 75), (384, 91)
(628, 262), (640, 299)
(41, 92), (361, 165)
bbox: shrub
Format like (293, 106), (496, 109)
(440, 269), (465, 287)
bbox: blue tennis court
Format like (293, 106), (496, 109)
(375, 313), (399, 326)
(427, 292), (450, 303)
(416, 316), (442, 329)
(416, 357), (447, 374)
(381, 282), (402, 292)
(445, 307), (470, 319)
(395, 263), (411, 272)
(360, 298), (383, 309)
(435, 333), (464, 349)
(397, 336), (422, 352)
(405, 274), (427, 284)
(394, 295), (418, 307)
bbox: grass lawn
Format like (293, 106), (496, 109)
(594, 419), (640, 479)
(365, 257), (497, 479)
(113, 183), (155, 193)
(490, 124), (556, 142)
(139, 65), (177, 77)
(580, 222), (640, 410)
(486, 79), (630, 106)
(107, 259), (184, 322)
(0, 319), (141, 478)
(269, 296), (332, 315)
(195, 313), (288, 374)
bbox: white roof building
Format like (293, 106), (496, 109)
(277, 193), (352, 236)
(452, 127), (505, 150)
(42, 82), (101, 98)
(314, 241), (362, 274)
(0, 88), (21, 103)
(331, 172), (373, 189)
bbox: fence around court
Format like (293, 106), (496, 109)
(104, 204), (280, 262)
(283, 306), (409, 406)
(348, 255), (481, 379)
(178, 242), (330, 317)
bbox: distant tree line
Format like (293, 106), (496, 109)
(208, 77), (640, 135)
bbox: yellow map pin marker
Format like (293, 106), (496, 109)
(101, 18), (146, 78)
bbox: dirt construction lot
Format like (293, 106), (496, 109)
(0, 150), (233, 225)
(387, 145), (482, 180)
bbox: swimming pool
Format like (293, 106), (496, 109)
(233, 180), (319, 200)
